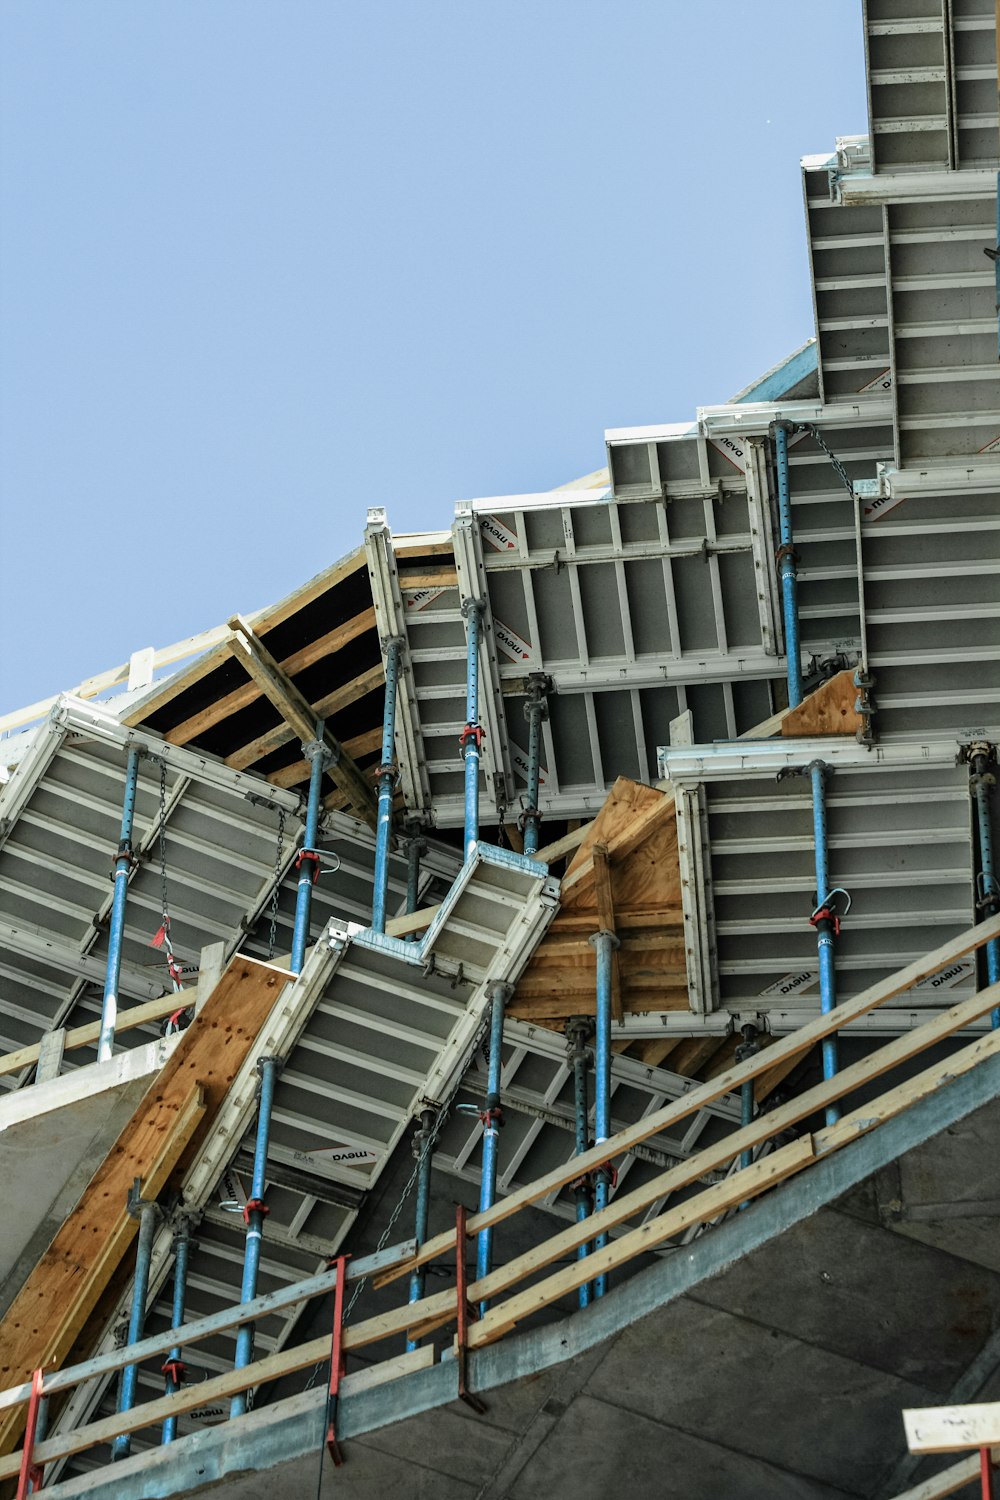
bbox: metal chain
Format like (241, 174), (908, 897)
(267, 808), (286, 961)
(795, 422), (856, 500)
(302, 1005), (493, 1391)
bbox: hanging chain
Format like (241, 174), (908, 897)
(794, 422), (856, 500)
(267, 808), (286, 961)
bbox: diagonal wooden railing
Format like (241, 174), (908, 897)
(1, 913), (999, 1488)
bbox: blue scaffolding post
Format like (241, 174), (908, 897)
(475, 979), (510, 1304)
(371, 638), (402, 933)
(589, 929), (619, 1298)
(459, 599), (484, 863)
(98, 745), (142, 1063)
(161, 1217), (194, 1445)
(406, 1106), (438, 1351)
(111, 1182), (161, 1460)
(290, 733), (333, 973)
(230, 1057), (282, 1418)
(806, 760), (851, 1125)
(773, 420), (803, 710)
(969, 743), (1000, 1026)
(566, 1017), (594, 1307)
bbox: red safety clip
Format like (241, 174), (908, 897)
(295, 848), (322, 885)
(242, 1198), (270, 1225)
(809, 905), (842, 938)
(458, 724), (485, 753)
(161, 1358), (187, 1386)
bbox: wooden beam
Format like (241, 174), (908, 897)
(266, 727), (383, 789)
(668, 1034), (725, 1078)
(166, 608), (377, 748)
(397, 566), (458, 589)
(226, 615), (377, 828)
(385, 903), (441, 938)
(224, 663), (384, 772)
(0, 954), (289, 1456)
(629, 1038), (681, 1068)
(532, 822), (593, 866)
(0, 987), (196, 1080)
(781, 669), (861, 738)
(122, 641), (234, 728)
(904, 1401), (1000, 1454)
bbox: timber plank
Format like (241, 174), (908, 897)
(0, 955), (289, 1457)
(224, 664), (384, 771)
(781, 669), (861, 738)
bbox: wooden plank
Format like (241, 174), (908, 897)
(755, 1045), (808, 1103)
(227, 616), (376, 826)
(468, 1136), (817, 1346)
(393, 537), (454, 559)
(224, 664), (384, 771)
(668, 1034), (724, 1078)
(904, 1401), (1000, 1454)
(592, 843), (623, 1021)
(630, 1038), (681, 1068)
(385, 904), (441, 938)
(0, 954), (289, 1456)
(340, 1344), (434, 1397)
(122, 641), (234, 728)
(166, 608), (377, 748)
(781, 669), (861, 738)
(0, 987), (196, 1079)
(267, 727), (383, 789)
(397, 567), (458, 589)
(532, 822), (593, 866)
(563, 779), (664, 888)
(373, 926), (1000, 1288)
(890, 1454), (981, 1500)
(561, 786), (677, 904)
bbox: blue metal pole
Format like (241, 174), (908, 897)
(99, 745), (142, 1063)
(111, 1191), (160, 1460)
(774, 422), (803, 710)
(372, 639), (402, 933)
(230, 1057), (281, 1418)
(971, 747), (1000, 1025)
(161, 1219), (193, 1445)
(406, 1108), (437, 1351)
(290, 734), (331, 973)
(567, 1019), (593, 1308)
(521, 674), (549, 857)
(475, 980), (509, 1302)
(810, 762), (840, 1126)
(589, 930), (619, 1298)
(460, 600), (483, 863)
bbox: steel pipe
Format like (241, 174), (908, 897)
(774, 422), (803, 709)
(567, 1018), (593, 1308)
(290, 734), (331, 973)
(475, 981), (510, 1300)
(970, 746), (1000, 1027)
(406, 1108), (437, 1351)
(460, 599), (484, 862)
(371, 639), (402, 933)
(736, 1022), (759, 1174)
(589, 930), (619, 1298)
(810, 762), (841, 1125)
(161, 1219), (193, 1445)
(230, 1057), (281, 1418)
(521, 674), (550, 857)
(99, 745), (142, 1063)
(111, 1190), (160, 1460)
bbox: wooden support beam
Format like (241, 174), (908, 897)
(225, 663), (384, 772)
(385, 903), (441, 938)
(780, 669), (861, 738)
(266, 727), (383, 789)
(904, 1401), (1000, 1454)
(0, 954), (289, 1457)
(668, 1034), (725, 1078)
(0, 988), (195, 1080)
(629, 1038), (681, 1068)
(226, 615), (377, 828)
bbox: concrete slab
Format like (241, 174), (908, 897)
(687, 1205), (1000, 1395)
(0, 1034), (176, 1314)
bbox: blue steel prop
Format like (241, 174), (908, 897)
(290, 734), (333, 973)
(566, 1018), (594, 1308)
(475, 980), (510, 1303)
(970, 745), (1000, 1026)
(98, 745), (142, 1063)
(372, 639), (402, 933)
(521, 674), (551, 858)
(460, 599), (484, 862)
(808, 761), (851, 1126)
(773, 421), (803, 710)
(230, 1057), (282, 1418)
(161, 1219), (193, 1444)
(111, 1185), (161, 1460)
(589, 930), (620, 1299)
(406, 1107), (438, 1351)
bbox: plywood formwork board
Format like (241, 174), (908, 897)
(780, 669), (862, 738)
(0, 954), (288, 1457)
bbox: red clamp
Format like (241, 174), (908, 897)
(478, 1106), (504, 1130)
(571, 1161), (618, 1193)
(810, 905), (842, 938)
(295, 848), (321, 885)
(161, 1358), (187, 1386)
(459, 724), (485, 753)
(242, 1198), (270, 1225)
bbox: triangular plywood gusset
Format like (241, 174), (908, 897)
(781, 669), (862, 737)
(509, 777), (687, 1028)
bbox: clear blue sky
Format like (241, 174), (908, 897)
(0, 2), (867, 715)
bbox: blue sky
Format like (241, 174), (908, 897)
(0, 2), (867, 713)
